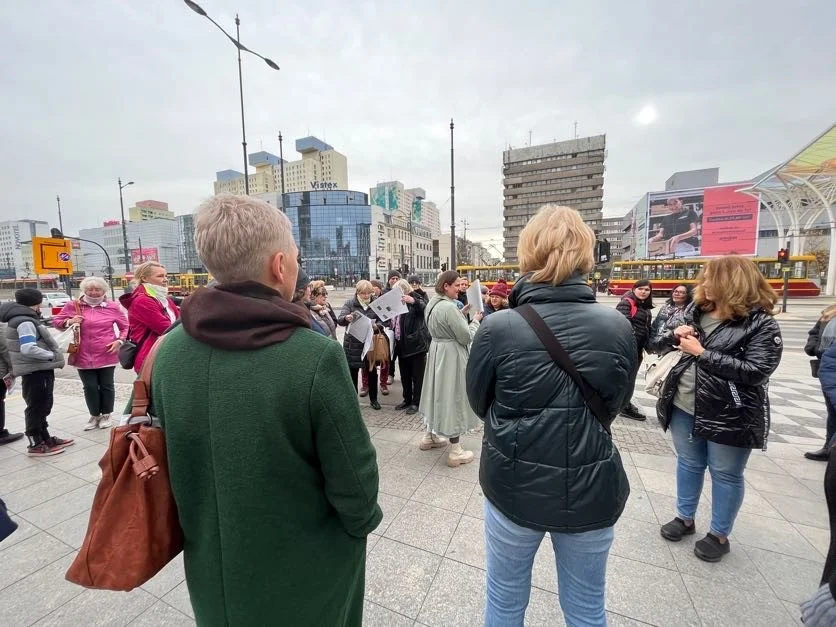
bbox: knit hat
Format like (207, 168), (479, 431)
(15, 288), (43, 307)
(407, 274), (421, 285)
(387, 270), (402, 281)
(489, 282), (509, 298)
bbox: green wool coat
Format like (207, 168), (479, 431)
(150, 325), (382, 626)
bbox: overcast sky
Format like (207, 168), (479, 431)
(1, 0), (834, 252)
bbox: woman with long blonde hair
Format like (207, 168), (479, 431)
(656, 255), (782, 563)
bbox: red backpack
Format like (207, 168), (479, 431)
(625, 297), (638, 319)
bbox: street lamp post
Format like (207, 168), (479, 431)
(118, 177), (134, 274)
(183, 1), (280, 196)
(450, 119), (456, 271)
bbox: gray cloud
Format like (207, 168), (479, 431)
(1, 0), (833, 253)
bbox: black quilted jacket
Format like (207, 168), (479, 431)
(466, 275), (636, 532)
(656, 302), (783, 449)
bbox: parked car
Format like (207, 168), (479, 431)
(40, 292), (71, 320)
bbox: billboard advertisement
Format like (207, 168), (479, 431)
(640, 185), (759, 259)
(700, 185), (760, 256)
(647, 190), (704, 258)
(130, 248), (159, 265)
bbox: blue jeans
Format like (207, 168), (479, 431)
(484, 499), (614, 627)
(669, 407), (752, 537)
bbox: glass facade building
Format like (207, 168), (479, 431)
(283, 190), (372, 281)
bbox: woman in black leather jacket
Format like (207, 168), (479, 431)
(656, 256), (782, 563)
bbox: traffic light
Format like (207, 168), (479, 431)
(441, 262), (448, 272)
(777, 248), (789, 265)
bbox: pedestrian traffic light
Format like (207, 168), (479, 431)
(777, 248), (789, 265)
(441, 263), (447, 271)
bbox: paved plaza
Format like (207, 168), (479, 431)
(0, 297), (832, 626)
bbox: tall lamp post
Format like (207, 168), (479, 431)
(118, 178), (134, 274)
(450, 119), (456, 270)
(183, 0), (280, 196)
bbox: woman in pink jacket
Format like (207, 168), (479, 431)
(118, 261), (180, 374)
(53, 276), (128, 430)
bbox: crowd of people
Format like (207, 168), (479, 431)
(1, 195), (835, 625)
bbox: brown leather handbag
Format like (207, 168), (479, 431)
(67, 301), (81, 356)
(65, 336), (183, 591)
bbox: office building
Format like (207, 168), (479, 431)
(0, 219), (51, 278)
(79, 218), (180, 277)
(370, 181), (441, 237)
(177, 214), (204, 273)
(213, 136), (348, 200)
(502, 135), (606, 262)
(282, 190), (373, 282)
(598, 214), (630, 262)
(665, 168), (719, 192)
(129, 200), (175, 222)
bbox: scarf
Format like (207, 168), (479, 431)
(180, 281), (310, 350)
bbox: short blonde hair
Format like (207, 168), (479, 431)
(309, 280), (325, 291)
(194, 194), (295, 284)
(395, 279), (412, 295)
(355, 280), (373, 295)
(518, 205), (595, 285)
(80, 276), (110, 297)
(132, 261), (165, 287)
(694, 255), (777, 320)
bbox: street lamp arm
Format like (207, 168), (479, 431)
(185, 2), (280, 70)
(66, 236), (117, 300)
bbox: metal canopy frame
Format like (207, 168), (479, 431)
(738, 124), (836, 294)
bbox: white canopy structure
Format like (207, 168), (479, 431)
(739, 124), (836, 294)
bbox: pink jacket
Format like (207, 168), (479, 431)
(53, 300), (129, 370)
(118, 285), (180, 372)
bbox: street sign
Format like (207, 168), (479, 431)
(32, 237), (73, 275)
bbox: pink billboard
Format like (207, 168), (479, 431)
(130, 248), (159, 265)
(701, 185), (759, 256)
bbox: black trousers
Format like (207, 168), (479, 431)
(399, 353), (426, 406)
(349, 365), (378, 403)
(21, 370), (54, 441)
(624, 343), (645, 410)
(0, 382), (6, 434)
(78, 367), (116, 416)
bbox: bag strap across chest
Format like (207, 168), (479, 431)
(516, 304), (612, 435)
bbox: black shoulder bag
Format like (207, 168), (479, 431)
(516, 304), (613, 435)
(118, 328), (151, 370)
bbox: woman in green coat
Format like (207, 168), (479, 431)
(419, 270), (482, 467)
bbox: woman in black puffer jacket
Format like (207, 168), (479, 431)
(466, 205), (636, 627)
(656, 255), (782, 564)
(616, 279), (654, 421)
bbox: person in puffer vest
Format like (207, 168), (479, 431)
(0, 288), (72, 457)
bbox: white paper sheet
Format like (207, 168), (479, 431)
(466, 279), (485, 314)
(369, 288), (408, 322)
(347, 314), (372, 342)
(384, 328), (396, 360)
(361, 325), (375, 360)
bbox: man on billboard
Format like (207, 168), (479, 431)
(648, 198), (701, 256)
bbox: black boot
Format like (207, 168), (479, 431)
(804, 447), (830, 462)
(621, 403), (647, 422)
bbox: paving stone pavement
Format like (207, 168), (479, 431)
(0, 354), (830, 626)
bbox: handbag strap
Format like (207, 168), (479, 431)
(516, 304), (612, 435)
(130, 336), (166, 419)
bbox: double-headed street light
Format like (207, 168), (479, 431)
(118, 178), (134, 273)
(183, 0), (280, 195)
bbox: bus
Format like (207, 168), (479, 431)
(456, 264), (521, 289)
(608, 256), (821, 297)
